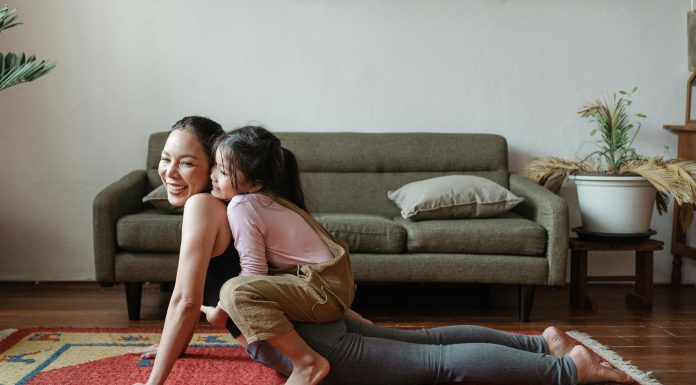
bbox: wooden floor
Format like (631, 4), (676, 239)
(1, 282), (695, 384)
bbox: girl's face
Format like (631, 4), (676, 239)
(210, 147), (261, 201)
(158, 129), (211, 206)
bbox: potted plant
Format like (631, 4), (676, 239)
(0, 6), (55, 92)
(524, 88), (696, 235)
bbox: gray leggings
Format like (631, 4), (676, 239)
(246, 317), (576, 385)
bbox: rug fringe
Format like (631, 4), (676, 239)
(0, 328), (18, 343)
(567, 330), (662, 385)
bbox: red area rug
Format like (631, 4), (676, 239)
(0, 328), (656, 385)
(0, 328), (284, 385)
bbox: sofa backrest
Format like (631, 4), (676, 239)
(280, 132), (509, 216)
(146, 131), (509, 217)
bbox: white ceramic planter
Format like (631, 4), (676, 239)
(569, 174), (656, 234)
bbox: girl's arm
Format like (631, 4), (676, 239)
(134, 194), (226, 385)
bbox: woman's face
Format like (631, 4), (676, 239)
(158, 128), (211, 206)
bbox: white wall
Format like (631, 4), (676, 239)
(1, 0), (695, 283)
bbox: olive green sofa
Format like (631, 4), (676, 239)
(93, 132), (568, 322)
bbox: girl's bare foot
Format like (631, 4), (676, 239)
(568, 345), (633, 384)
(285, 354), (330, 385)
(542, 326), (574, 356)
(200, 304), (228, 329)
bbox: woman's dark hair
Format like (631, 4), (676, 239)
(214, 126), (306, 211)
(170, 116), (223, 162)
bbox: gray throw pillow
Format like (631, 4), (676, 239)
(387, 175), (523, 220)
(142, 184), (184, 214)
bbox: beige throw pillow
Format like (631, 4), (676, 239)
(387, 175), (523, 220)
(142, 184), (184, 214)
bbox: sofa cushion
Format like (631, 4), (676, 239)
(395, 212), (546, 256)
(313, 213), (406, 253)
(116, 210), (407, 254)
(142, 185), (184, 214)
(387, 175), (523, 220)
(117, 210), (182, 252)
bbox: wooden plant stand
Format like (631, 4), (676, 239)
(569, 238), (663, 310)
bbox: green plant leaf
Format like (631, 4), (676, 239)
(0, 52), (56, 91)
(632, 86), (638, 93)
(636, 113), (647, 118)
(0, 6), (22, 33)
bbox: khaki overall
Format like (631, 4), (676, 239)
(219, 196), (356, 343)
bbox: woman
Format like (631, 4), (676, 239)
(132, 116), (631, 385)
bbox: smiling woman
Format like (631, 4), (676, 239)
(158, 117), (221, 206)
(134, 116), (244, 385)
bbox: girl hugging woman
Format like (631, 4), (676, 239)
(201, 126), (360, 385)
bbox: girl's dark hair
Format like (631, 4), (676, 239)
(215, 126), (306, 211)
(170, 116), (223, 162)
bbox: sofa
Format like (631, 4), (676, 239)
(93, 131), (568, 322)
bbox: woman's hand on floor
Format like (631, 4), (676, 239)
(127, 343), (191, 359)
(127, 344), (160, 359)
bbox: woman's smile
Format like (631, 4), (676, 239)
(166, 182), (187, 194)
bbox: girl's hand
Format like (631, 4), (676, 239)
(127, 344), (159, 359)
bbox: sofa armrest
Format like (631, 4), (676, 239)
(509, 173), (569, 286)
(93, 170), (148, 283)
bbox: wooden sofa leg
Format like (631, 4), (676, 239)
(518, 285), (536, 323)
(125, 282), (143, 321)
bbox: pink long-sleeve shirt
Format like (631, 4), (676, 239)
(227, 193), (333, 276)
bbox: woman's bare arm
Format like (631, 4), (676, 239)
(134, 194), (227, 385)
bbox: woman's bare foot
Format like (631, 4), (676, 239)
(285, 353), (330, 385)
(200, 304), (228, 329)
(568, 345), (633, 384)
(542, 326), (574, 356)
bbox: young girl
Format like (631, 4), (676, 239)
(204, 125), (357, 385)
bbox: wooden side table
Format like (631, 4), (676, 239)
(569, 238), (663, 310)
(664, 124), (696, 286)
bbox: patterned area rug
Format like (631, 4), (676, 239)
(0, 328), (658, 385)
